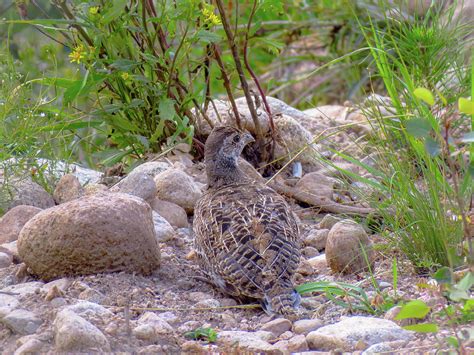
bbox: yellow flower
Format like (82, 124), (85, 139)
(69, 44), (85, 64)
(89, 6), (99, 15)
(202, 6), (221, 26)
(121, 72), (130, 80)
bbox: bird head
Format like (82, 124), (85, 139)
(204, 126), (255, 164)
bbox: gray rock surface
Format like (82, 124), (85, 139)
(152, 211), (175, 242)
(18, 192), (160, 280)
(110, 172), (157, 202)
(1, 309), (42, 335)
(0, 177), (54, 212)
(293, 318), (324, 335)
(217, 330), (276, 353)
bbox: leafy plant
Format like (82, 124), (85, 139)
(184, 327), (218, 343)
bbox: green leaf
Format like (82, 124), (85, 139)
(460, 131), (474, 143)
(40, 120), (103, 131)
(457, 272), (474, 291)
(102, 0), (128, 24)
(405, 117), (432, 138)
(463, 299), (474, 312)
(64, 70), (90, 105)
(184, 327), (217, 343)
(395, 300), (430, 320)
(424, 137), (441, 156)
(110, 59), (139, 71)
(403, 323), (438, 333)
(196, 30), (221, 43)
(459, 97), (474, 115)
(433, 266), (453, 284)
(159, 98), (176, 121)
(392, 257), (398, 294)
(446, 336), (459, 348)
(414, 88), (435, 106)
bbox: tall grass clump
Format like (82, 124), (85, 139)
(355, 2), (473, 272)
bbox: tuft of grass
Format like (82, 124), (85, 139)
(348, 1), (473, 271)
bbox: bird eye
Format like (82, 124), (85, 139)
(232, 135), (241, 143)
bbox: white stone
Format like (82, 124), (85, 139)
(54, 309), (110, 352)
(260, 318), (292, 337)
(217, 330), (276, 352)
(307, 316), (413, 349)
(137, 312), (174, 335)
(64, 301), (113, 318)
(152, 211), (175, 242)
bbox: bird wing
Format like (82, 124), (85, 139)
(193, 183), (300, 299)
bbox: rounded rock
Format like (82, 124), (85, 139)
(53, 174), (84, 204)
(325, 219), (374, 274)
(154, 169), (202, 213)
(17, 193), (160, 281)
(110, 172), (157, 202)
(0, 205), (43, 244)
(150, 198), (188, 228)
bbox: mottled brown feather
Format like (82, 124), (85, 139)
(193, 126), (301, 316)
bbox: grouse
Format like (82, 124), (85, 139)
(193, 126), (301, 317)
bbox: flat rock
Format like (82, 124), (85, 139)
(151, 198), (189, 228)
(152, 211), (175, 242)
(0, 293), (20, 318)
(18, 192), (160, 281)
(2, 282), (44, 297)
(54, 309), (110, 352)
(306, 316), (413, 351)
(110, 171), (157, 202)
(1, 309), (42, 335)
(326, 219), (374, 274)
(0, 205), (43, 244)
(0, 241), (19, 262)
(293, 319), (323, 335)
(296, 173), (335, 201)
(14, 338), (44, 355)
(319, 214), (342, 230)
(260, 318), (292, 337)
(53, 174), (84, 204)
(288, 334), (309, 352)
(217, 330), (276, 353)
(136, 312), (174, 338)
(154, 169), (202, 213)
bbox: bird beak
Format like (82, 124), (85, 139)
(242, 133), (255, 145)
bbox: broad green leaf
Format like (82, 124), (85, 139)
(102, 0), (128, 24)
(460, 131), (474, 143)
(110, 59), (139, 71)
(184, 327), (217, 343)
(424, 137), (441, 157)
(159, 98), (176, 121)
(433, 266), (452, 284)
(448, 287), (469, 302)
(464, 299), (474, 312)
(446, 336), (459, 348)
(64, 70), (90, 105)
(96, 148), (134, 166)
(405, 117), (432, 138)
(456, 272), (474, 292)
(40, 120), (103, 131)
(413, 88), (435, 106)
(403, 323), (438, 333)
(395, 300), (430, 320)
(196, 30), (221, 43)
(459, 97), (474, 115)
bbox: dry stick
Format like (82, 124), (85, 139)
(213, 45), (242, 129)
(109, 304), (262, 313)
(242, 0), (275, 133)
(214, 0), (265, 157)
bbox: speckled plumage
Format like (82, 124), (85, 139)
(193, 126), (301, 316)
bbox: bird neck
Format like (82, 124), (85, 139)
(206, 155), (249, 189)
